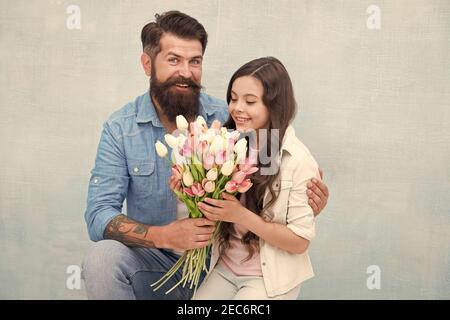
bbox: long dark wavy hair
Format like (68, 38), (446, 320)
(218, 57), (298, 261)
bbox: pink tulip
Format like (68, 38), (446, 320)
(224, 139), (235, 163)
(191, 182), (205, 197)
(227, 138), (235, 152)
(238, 158), (259, 175)
(248, 147), (259, 164)
(197, 140), (209, 156)
(215, 150), (226, 165)
(211, 120), (221, 131)
(171, 165), (183, 180)
(237, 179), (253, 193)
(181, 138), (192, 157)
(230, 130), (241, 141)
(244, 166), (258, 175)
(224, 181), (238, 193)
(202, 178), (215, 193)
(189, 134), (196, 151)
(183, 187), (195, 197)
(231, 171), (246, 184)
(190, 122), (201, 137)
(203, 153), (215, 170)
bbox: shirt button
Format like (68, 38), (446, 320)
(262, 262), (266, 266)
(133, 167), (139, 173)
(93, 178), (99, 184)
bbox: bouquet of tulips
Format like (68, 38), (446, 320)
(151, 115), (258, 295)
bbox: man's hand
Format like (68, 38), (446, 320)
(160, 218), (216, 251)
(307, 168), (329, 217)
(104, 214), (216, 250)
(168, 175), (182, 194)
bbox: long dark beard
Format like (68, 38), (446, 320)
(150, 70), (202, 122)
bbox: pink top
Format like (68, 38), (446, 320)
(218, 194), (263, 276)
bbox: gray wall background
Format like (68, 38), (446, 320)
(1, 0), (449, 299)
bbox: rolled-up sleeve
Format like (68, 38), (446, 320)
(84, 121), (129, 242)
(286, 154), (320, 241)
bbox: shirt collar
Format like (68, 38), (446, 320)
(136, 92), (163, 126)
(199, 96), (219, 116)
(136, 92), (215, 126)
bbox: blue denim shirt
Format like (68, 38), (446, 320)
(85, 92), (229, 241)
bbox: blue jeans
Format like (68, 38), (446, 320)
(82, 240), (209, 300)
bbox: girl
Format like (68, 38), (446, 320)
(176, 57), (321, 299)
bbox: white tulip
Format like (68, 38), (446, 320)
(206, 168), (218, 181)
(164, 134), (178, 149)
(171, 151), (187, 165)
(234, 138), (247, 154)
(199, 133), (208, 142)
(196, 115), (207, 127)
(155, 141), (168, 158)
(220, 160), (235, 176)
(209, 135), (224, 155)
(182, 170), (194, 187)
(221, 127), (228, 137)
(236, 151), (247, 164)
(177, 134), (187, 149)
(176, 115), (189, 131)
(205, 129), (216, 143)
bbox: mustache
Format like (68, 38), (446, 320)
(162, 77), (202, 90)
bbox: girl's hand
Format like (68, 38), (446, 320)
(198, 193), (245, 224)
(168, 175), (182, 195)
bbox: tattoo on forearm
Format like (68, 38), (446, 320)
(104, 214), (156, 248)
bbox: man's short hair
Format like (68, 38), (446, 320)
(141, 10), (208, 58)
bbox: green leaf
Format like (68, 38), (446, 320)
(190, 164), (199, 181)
(195, 164), (205, 180)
